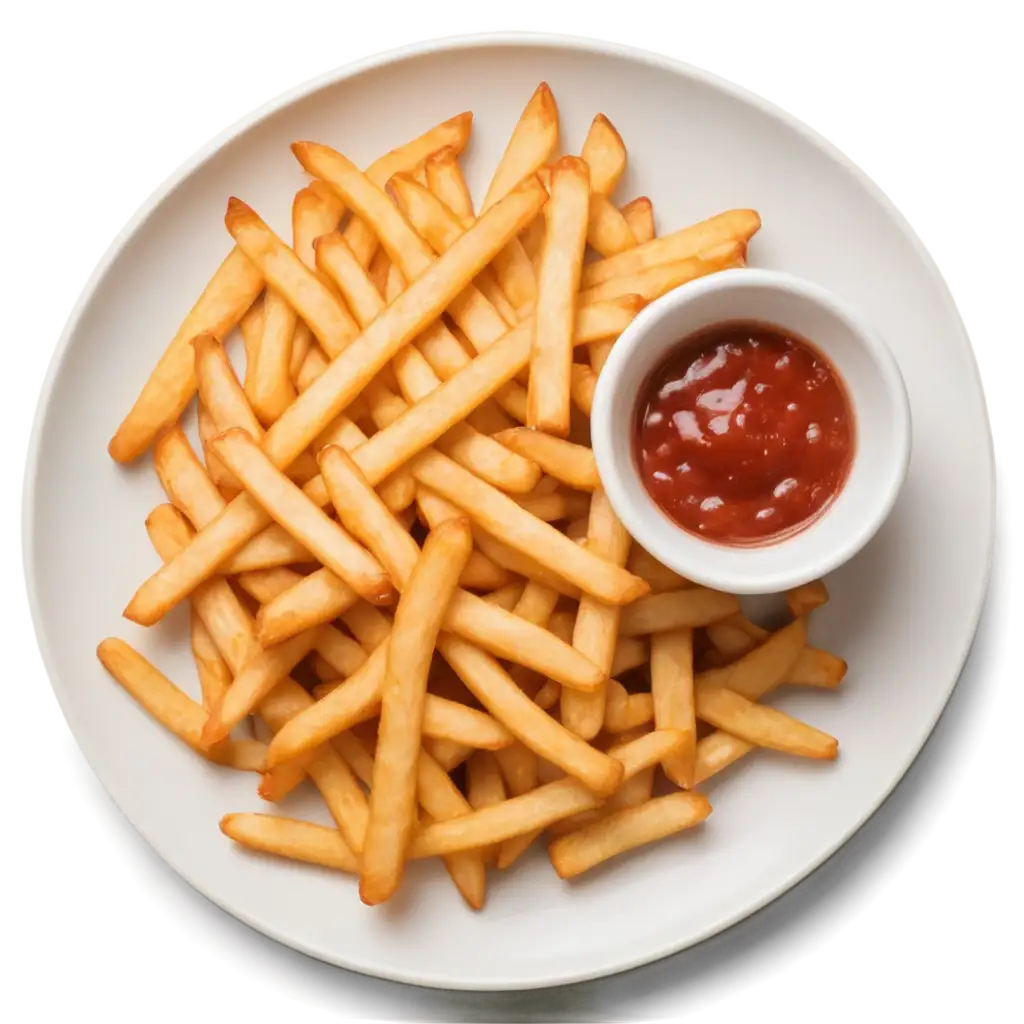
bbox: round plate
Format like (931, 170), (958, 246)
(23, 34), (994, 991)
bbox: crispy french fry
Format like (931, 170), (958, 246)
(412, 450), (647, 606)
(697, 618), (808, 701)
(125, 177), (547, 627)
(528, 156), (590, 436)
(493, 429), (599, 490)
(392, 346), (541, 493)
(587, 195), (637, 257)
(341, 111), (475, 268)
(246, 286), (297, 426)
(194, 330), (314, 477)
(581, 242), (745, 306)
(209, 428), (393, 604)
(611, 636), (648, 676)
(467, 750), (508, 864)
(361, 518), (472, 904)
(482, 71), (557, 311)
(190, 608), (231, 710)
(298, 144), (512, 364)
(787, 580), (830, 617)
(265, 634), (514, 768)
(197, 402), (241, 497)
(603, 679), (655, 733)
(619, 588), (739, 636)
(569, 363), (598, 416)
(651, 629), (696, 788)
(707, 615), (847, 689)
(438, 634), (621, 796)
(581, 114), (627, 194)
(549, 792), (711, 879)
(696, 685), (838, 759)
(415, 751), (486, 909)
(693, 729), (755, 786)
(239, 295), (265, 368)
(408, 730), (682, 858)
(226, 199), (359, 359)
(581, 209), (761, 289)
(220, 814), (358, 873)
(291, 182), (346, 380)
(425, 146), (475, 221)
(202, 628), (321, 746)
(146, 504), (362, 827)
(562, 490), (632, 738)
(109, 248), (263, 462)
(621, 197), (654, 244)
(97, 637), (231, 761)
(626, 545), (690, 594)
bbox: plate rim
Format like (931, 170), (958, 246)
(22, 31), (997, 991)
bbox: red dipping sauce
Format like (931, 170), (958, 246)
(635, 322), (853, 545)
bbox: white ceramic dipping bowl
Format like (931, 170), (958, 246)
(590, 268), (912, 595)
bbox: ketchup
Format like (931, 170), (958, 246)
(635, 322), (853, 545)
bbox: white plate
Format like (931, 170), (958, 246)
(23, 34), (994, 991)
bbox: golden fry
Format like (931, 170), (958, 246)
(528, 156), (590, 435)
(549, 792), (711, 879)
(651, 629), (696, 787)
(108, 248), (263, 462)
(361, 519), (472, 905)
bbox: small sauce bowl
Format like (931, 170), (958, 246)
(590, 268), (912, 594)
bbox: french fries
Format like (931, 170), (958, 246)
(528, 157), (590, 436)
(549, 792), (712, 879)
(108, 248), (263, 462)
(100, 83), (858, 914)
(361, 519), (472, 904)
(562, 489), (632, 738)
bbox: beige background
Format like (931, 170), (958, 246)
(4, 9), (1019, 1024)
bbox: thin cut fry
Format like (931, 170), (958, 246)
(341, 111), (475, 268)
(209, 428), (393, 605)
(438, 634), (622, 796)
(619, 588), (739, 636)
(581, 114), (627, 194)
(604, 679), (655, 733)
(225, 199), (359, 358)
(146, 504), (365, 840)
(651, 629), (696, 788)
(190, 608), (231, 710)
(493, 429), (599, 490)
(97, 637), (231, 761)
(246, 286), (297, 424)
(467, 750), (507, 863)
(696, 618), (808, 701)
(626, 545), (690, 594)
(528, 156), (590, 436)
(109, 247), (263, 462)
(786, 580), (830, 617)
(549, 792), (712, 879)
(562, 490), (632, 738)
(621, 197), (655, 244)
(124, 176), (546, 627)
(221, 814), (358, 873)
(587, 195), (637, 257)
(408, 730), (683, 858)
(425, 146), (475, 221)
(197, 402), (241, 497)
(580, 243), (745, 305)
(411, 450), (648, 606)
(581, 209), (761, 288)
(570, 363), (598, 416)
(361, 518), (472, 905)
(696, 685), (838, 759)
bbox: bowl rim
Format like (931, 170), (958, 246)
(590, 267), (914, 594)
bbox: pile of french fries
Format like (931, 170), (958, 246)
(97, 83), (845, 908)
